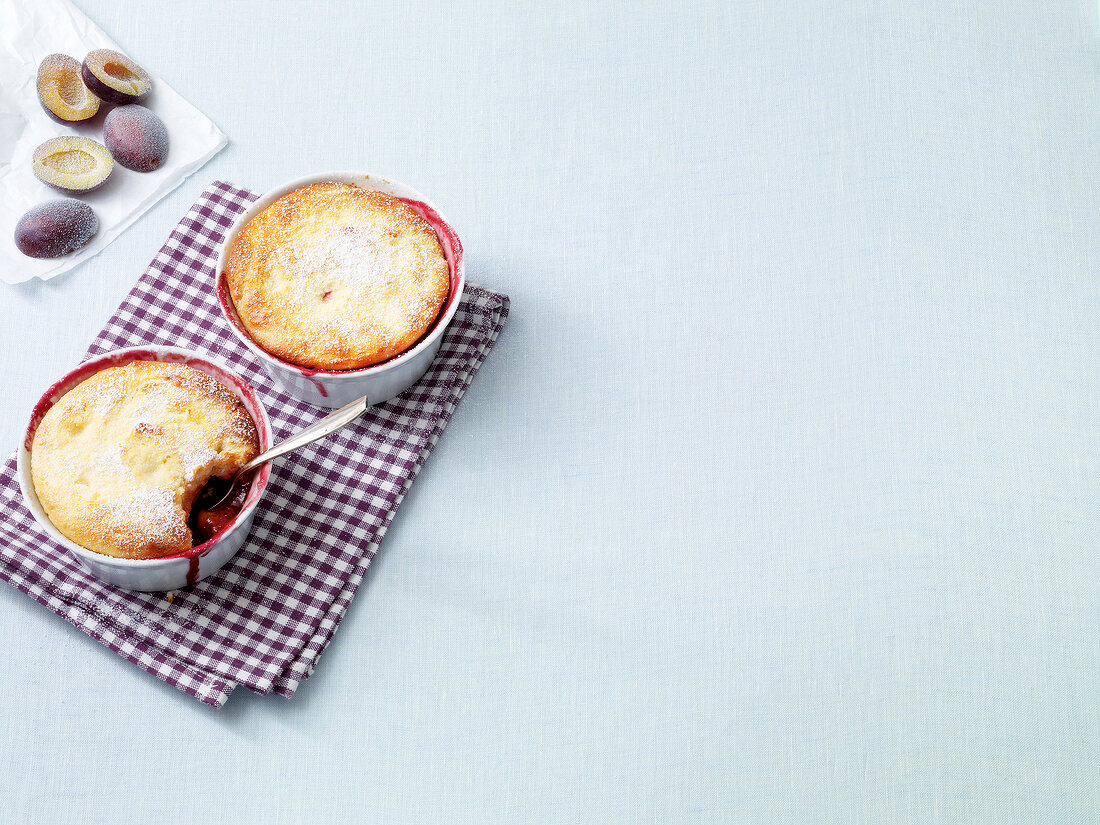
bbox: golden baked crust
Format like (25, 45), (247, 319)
(224, 182), (450, 370)
(30, 361), (259, 559)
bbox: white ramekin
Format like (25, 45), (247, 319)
(214, 172), (466, 409)
(17, 346), (273, 592)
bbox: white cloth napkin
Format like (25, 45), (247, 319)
(0, 0), (226, 284)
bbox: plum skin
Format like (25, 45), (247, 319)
(15, 199), (99, 259)
(81, 49), (152, 105)
(103, 105), (169, 173)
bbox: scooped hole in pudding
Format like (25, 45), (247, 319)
(189, 475), (250, 544)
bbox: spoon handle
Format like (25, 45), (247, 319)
(238, 395), (369, 475)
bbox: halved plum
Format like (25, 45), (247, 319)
(14, 199), (99, 259)
(103, 105), (168, 172)
(37, 53), (100, 123)
(81, 49), (152, 105)
(32, 136), (114, 194)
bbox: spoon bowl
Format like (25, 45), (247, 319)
(199, 395), (369, 512)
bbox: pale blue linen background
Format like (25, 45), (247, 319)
(0, 0), (1097, 821)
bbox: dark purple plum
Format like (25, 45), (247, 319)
(103, 105), (168, 173)
(81, 49), (152, 104)
(14, 199), (98, 259)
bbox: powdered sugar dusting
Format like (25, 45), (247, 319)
(30, 360), (259, 558)
(281, 226), (388, 295)
(224, 183), (450, 370)
(180, 444), (217, 482)
(99, 485), (188, 551)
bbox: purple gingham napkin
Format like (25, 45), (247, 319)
(0, 181), (509, 707)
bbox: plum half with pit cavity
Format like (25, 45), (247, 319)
(81, 49), (152, 104)
(103, 105), (168, 172)
(37, 53), (100, 123)
(32, 136), (114, 194)
(14, 199), (99, 259)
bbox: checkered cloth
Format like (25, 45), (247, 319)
(0, 181), (509, 707)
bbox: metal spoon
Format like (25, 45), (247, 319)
(200, 395), (369, 510)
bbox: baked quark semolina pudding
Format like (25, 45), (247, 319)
(30, 361), (260, 560)
(223, 182), (450, 371)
